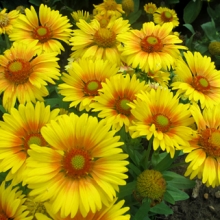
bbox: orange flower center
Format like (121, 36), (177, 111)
(199, 128), (220, 157)
(115, 98), (131, 116)
(153, 114), (171, 132)
(84, 80), (102, 96)
(104, 0), (118, 10)
(24, 133), (47, 151)
(32, 26), (52, 43)
(62, 149), (92, 178)
(192, 76), (210, 93)
(0, 13), (9, 27)
(94, 28), (116, 47)
(161, 11), (173, 22)
(141, 36), (163, 53)
(5, 59), (32, 85)
(0, 212), (7, 220)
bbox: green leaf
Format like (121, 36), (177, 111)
(163, 171), (195, 189)
(128, 163), (142, 177)
(29, 0), (41, 6)
(183, 0), (203, 24)
(167, 0), (179, 4)
(166, 185), (189, 201)
(183, 24), (195, 34)
(128, 10), (142, 25)
(164, 190), (175, 205)
(117, 181), (136, 200)
(201, 20), (219, 41)
(134, 199), (151, 219)
(150, 201), (173, 215)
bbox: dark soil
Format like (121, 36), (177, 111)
(156, 154), (220, 220)
(157, 184), (220, 220)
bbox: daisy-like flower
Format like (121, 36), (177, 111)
(117, 22), (186, 73)
(144, 2), (157, 14)
(25, 113), (129, 218)
(0, 181), (31, 220)
(171, 51), (220, 109)
(58, 58), (119, 111)
(90, 74), (149, 131)
(183, 104), (220, 187)
(71, 10), (90, 23)
(43, 198), (130, 220)
(122, 0), (135, 16)
(0, 8), (19, 34)
(129, 88), (194, 158)
(94, 12), (117, 28)
(93, 0), (125, 18)
(153, 7), (179, 28)
(9, 4), (72, 54)
(70, 17), (130, 67)
(0, 102), (60, 185)
(146, 68), (170, 87)
(0, 41), (60, 111)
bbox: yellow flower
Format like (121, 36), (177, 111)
(144, 3), (157, 14)
(208, 41), (220, 56)
(90, 74), (149, 132)
(0, 8), (19, 34)
(136, 170), (166, 203)
(117, 22), (186, 72)
(171, 51), (220, 109)
(0, 41), (60, 111)
(153, 7), (179, 28)
(58, 58), (119, 111)
(0, 181), (30, 220)
(25, 195), (50, 220)
(9, 4), (72, 54)
(94, 0), (125, 18)
(71, 10), (90, 23)
(42, 198), (130, 220)
(122, 0), (135, 15)
(94, 12), (117, 28)
(0, 102), (60, 185)
(26, 113), (129, 218)
(129, 88), (194, 158)
(70, 17), (130, 67)
(183, 104), (220, 187)
(147, 68), (170, 87)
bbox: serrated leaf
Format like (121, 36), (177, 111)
(183, 0), (203, 24)
(150, 201), (173, 215)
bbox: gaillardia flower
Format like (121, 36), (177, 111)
(171, 51), (220, 109)
(129, 88), (194, 158)
(43, 198), (130, 220)
(153, 7), (179, 28)
(9, 4), (72, 54)
(58, 58), (119, 111)
(0, 8), (20, 34)
(0, 41), (60, 111)
(70, 17), (130, 67)
(122, 0), (135, 15)
(117, 22), (186, 72)
(90, 74), (149, 131)
(71, 10), (90, 23)
(0, 181), (30, 220)
(136, 169), (166, 205)
(0, 102), (60, 185)
(93, 0), (125, 18)
(144, 3), (157, 14)
(183, 104), (220, 187)
(208, 41), (220, 56)
(26, 113), (129, 218)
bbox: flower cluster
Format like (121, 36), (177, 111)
(1, 0), (220, 219)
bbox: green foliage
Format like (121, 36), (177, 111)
(183, 0), (203, 24)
